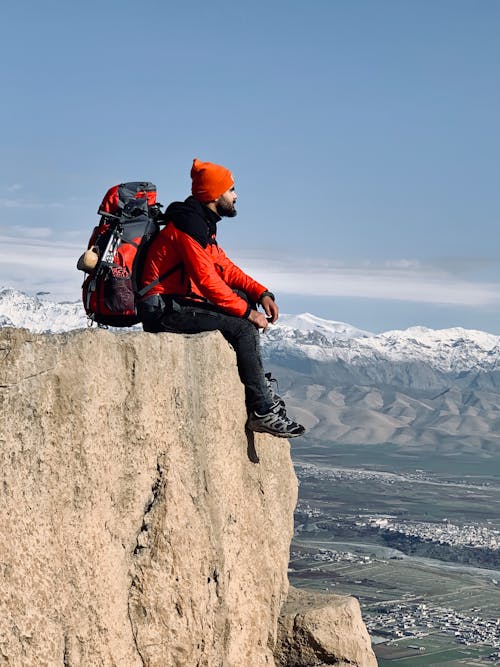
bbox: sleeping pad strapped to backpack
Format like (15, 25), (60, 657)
(81, 182), (162, 327)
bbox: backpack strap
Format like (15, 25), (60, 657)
(136, 262), (183, 299)
(111, 230), (140, 249)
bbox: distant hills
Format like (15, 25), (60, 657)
(262, 314), (500, 452)
(2, 288), (500, 451)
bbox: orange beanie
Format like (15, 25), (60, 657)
(191, 158), (234, 202)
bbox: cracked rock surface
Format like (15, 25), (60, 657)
(0, 328), (297, 666)
(0, 327), (376, 667)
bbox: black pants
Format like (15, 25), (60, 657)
(140, 297), (274, 414)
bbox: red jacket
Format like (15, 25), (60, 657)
(140, 197), (267, 318)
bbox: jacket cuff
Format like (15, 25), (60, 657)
(259, 290), (275, 302)
(243, 303), (252, 319)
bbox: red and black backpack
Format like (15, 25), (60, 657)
(80, 182), (162, 327)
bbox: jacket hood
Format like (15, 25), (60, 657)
(165, 196), (219, 226)
(163, 196), (220, 247)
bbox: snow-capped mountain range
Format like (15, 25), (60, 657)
(0, 288), (500, 373)
(1, 287), (500, 374)
(2, 287), (500, 450)
(0, 288), (87, 333)
(265, 313), (500, 375)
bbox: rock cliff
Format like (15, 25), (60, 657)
(0, 328), (376, 666)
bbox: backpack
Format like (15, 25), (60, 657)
(80, 182), (163, 327)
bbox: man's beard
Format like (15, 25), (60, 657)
(216, 200), (237, 218)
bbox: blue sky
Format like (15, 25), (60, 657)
(1, 0), (500, 333)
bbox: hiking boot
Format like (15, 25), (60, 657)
(246, 402), (305, 438)
(265, 372), (285, 407)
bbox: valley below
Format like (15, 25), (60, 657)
(288, 440), (500, 667)
(257, 315), (500, 663)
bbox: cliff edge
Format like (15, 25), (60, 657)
(0, 327), (375, 666)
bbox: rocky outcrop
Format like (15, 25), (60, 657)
(0, 327), (375, 666)
(275, 587), (377, 667)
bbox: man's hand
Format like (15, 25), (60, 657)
(248, 309), (270, 330)
(260, 295), (279, 323)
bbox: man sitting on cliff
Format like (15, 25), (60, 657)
(137, 158), (305, 438)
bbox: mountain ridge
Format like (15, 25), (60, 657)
(3, 287), (499, 450)
(2, 287), (500, 374)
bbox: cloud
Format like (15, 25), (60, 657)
(0, 197), (44, 209)
(11, 226), (53, 239)
(6, 184), (22, 193)
(0, 235), (83, 301)
(232, 254), (500, 307)
(0, 197), (64, 209)
(0, 233), (499, 309)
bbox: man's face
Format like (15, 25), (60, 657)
(215, 186), (237, 218)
